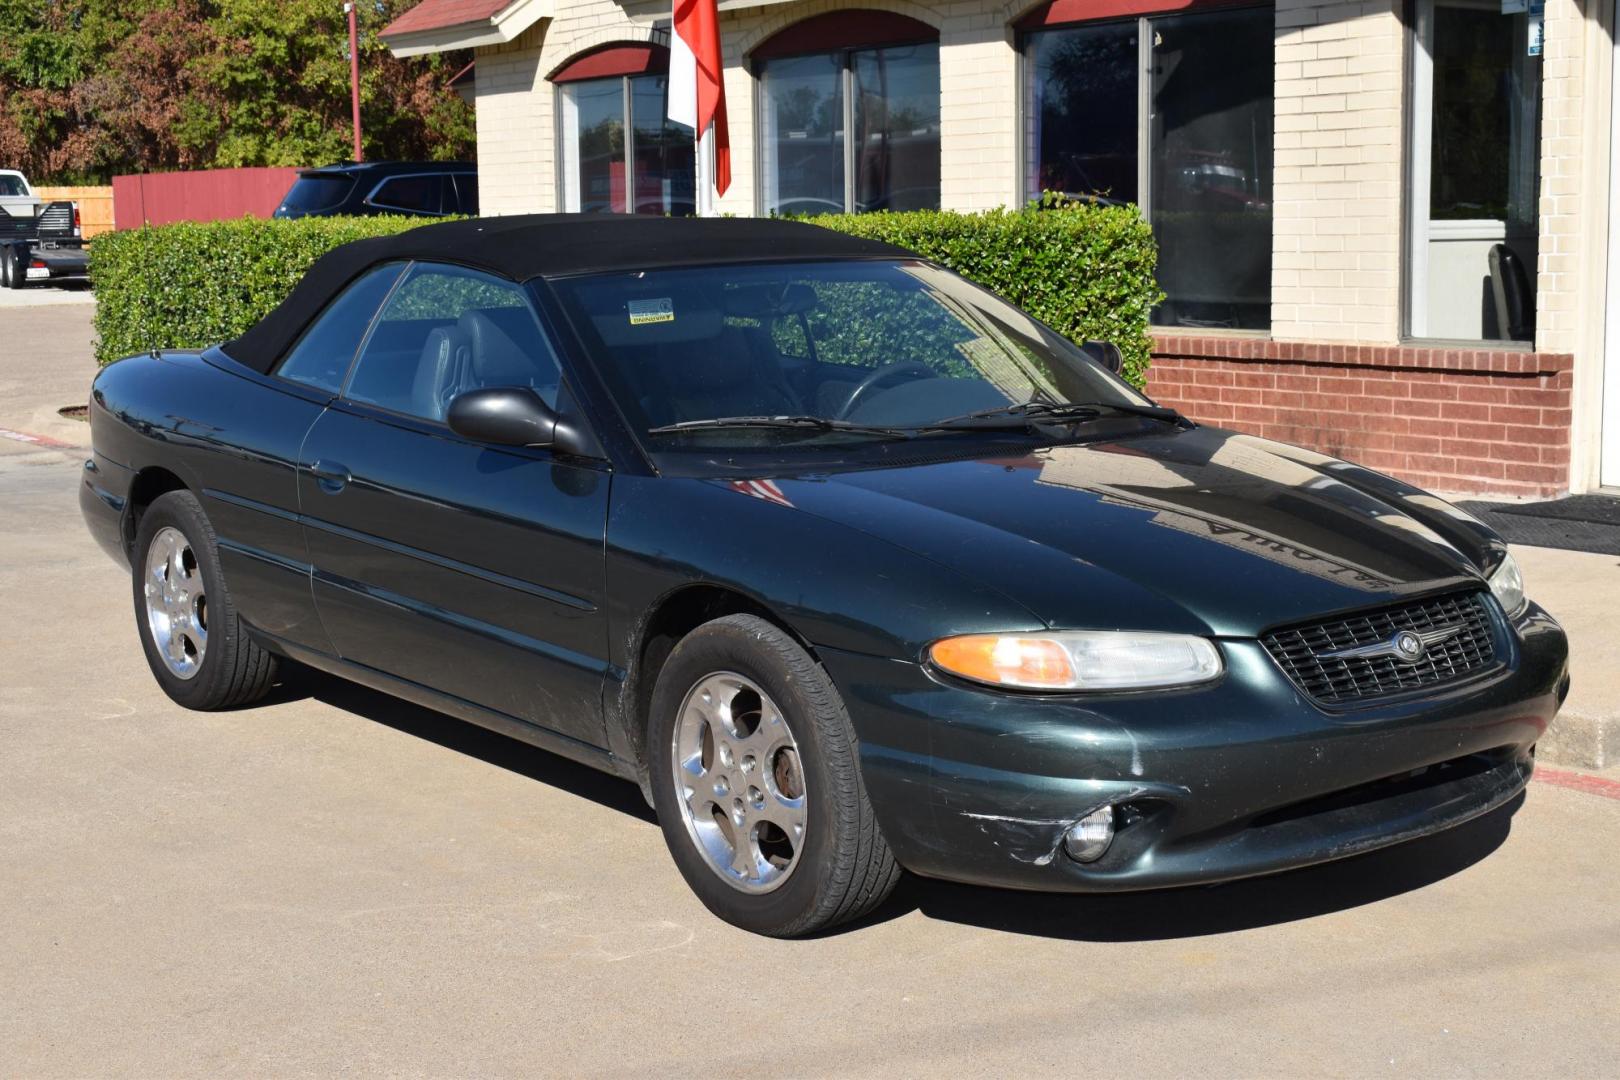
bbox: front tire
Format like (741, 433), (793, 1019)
(648, 614), (900, 936)
(131, 490), (277, 710)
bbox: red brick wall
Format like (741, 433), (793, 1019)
(1147, 335), (1574, 498)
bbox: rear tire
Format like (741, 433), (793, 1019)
(648, 614), (901, 937)
(131, 490), (277, 710)
(4, 248), (25, 290)
(0, 247), (13, 288)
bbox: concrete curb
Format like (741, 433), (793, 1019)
(1540, 711), (1618, 770)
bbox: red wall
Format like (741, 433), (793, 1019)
(1148, 335), (1574, 498)
(112, 167), (302, 230)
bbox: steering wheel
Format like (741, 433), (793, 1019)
(835, 362), (935, 420)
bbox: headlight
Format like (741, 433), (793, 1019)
(1488, 552), (1527, 619)
(928, 631), (1223, 691)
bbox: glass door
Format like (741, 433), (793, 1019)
(1407, 0), (1542, 341)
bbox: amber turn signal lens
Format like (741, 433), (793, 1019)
(929, 634), (1077, 689)
(929, 631), (1223, 691)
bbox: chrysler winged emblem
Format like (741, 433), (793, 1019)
(1321, 625), (1461, 664)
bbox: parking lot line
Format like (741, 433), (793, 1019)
(1535, 765), (1620, 800)
(0, 426), (73, 449)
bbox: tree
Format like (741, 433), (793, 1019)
(0, 0), (474, 182)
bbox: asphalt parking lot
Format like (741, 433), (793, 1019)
(3, 295), (1619, 1077)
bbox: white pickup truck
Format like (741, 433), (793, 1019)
(0, 170), (43, 219)
(0, 170), (88, 289)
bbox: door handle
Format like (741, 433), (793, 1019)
(310, 459), (351, 494)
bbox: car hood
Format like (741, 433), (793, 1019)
(745, 427), (1497, 638)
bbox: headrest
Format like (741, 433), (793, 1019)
(459, 307), (537, 383)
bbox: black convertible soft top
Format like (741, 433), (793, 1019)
(222, 214), (912, 374)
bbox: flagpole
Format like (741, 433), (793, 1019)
(696, 122), (714, 217)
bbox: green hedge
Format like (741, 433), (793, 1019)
(90, 215), (445, 365)
(92, 205), (1162, 385)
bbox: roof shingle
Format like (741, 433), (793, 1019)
(382, 0), (516, 38)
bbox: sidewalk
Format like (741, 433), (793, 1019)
(3, 298), (1615, 766)
(0, 297), (97, 450)
(1512, 544), (1620, 768)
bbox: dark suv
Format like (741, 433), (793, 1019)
(273, 161), (478, 220)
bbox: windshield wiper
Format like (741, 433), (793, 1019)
(928, 399), (1189, 430)
(647, 415), (917, 439)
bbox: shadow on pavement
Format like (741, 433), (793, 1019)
(269, 662), (1520, 941)
(273, 664), (656, 825)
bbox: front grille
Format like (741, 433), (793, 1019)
(1262, 591), (1497, 705)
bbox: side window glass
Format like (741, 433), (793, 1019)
(275, 263), (406, 392)
(372, 175), (441, 214)
(344, 263), (563, 423)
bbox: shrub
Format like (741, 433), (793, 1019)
(90, 215), (444, 365)
(93, 205), (1163, 385)
(807, 203), (1162, 386)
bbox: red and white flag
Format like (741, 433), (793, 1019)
(669, 0), (731, 199)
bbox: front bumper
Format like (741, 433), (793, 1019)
(79, 452), (133, 567)
(822, 604), (1569, 892)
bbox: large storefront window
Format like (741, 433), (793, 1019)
(1407, 0), (1541, 341)
(1025, 7), (1274, 330)
(757, 13), (941, 215)
(556, 47), (695, 216)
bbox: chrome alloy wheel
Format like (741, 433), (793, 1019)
(143, 526), (208, 679)
(671, 672), (807, 893)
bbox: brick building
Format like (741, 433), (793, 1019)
(384, 0), (1620, 498)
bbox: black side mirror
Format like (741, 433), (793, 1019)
(1082, 340), (1124, 374)
(447, 387), (590, 454)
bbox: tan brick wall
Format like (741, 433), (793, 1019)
(1534, 0), (1587, 356)
(1270, 0), (1404, 342)
(473, 22), (552, 215)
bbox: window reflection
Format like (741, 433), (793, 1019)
(560, 69), (695, 215)
(761, 43), (939, 215)
(1024, 8), (1273, 331)
(761, 53), (846, 216)
(853, 45), (941, 212)
(1028, 23), (1139, 204)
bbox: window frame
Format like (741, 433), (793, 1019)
(552, 46), (694, 216)
(336, 260), (568, 433)
(1018, 3), (1275, 331)
(271, 261), (410, 395)
(752, 28), (942, 216)
(1401, 0), (1542, 344)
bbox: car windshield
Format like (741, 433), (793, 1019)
(0, 175), (28, 197)
(280, 174), (353, 213)
(550, 259), (1155, 462)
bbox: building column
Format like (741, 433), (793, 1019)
(938, 20), (1019, 211)
(1270, 0), (1404, 342)
(473, 24), (553, 216)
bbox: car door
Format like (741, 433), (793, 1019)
(206, 261), (407, 654)
(297, 261), (613, 748)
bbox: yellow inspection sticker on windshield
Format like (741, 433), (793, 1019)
(627, 298), (675, 325)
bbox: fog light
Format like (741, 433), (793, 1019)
(1062, 805), (1115, 863)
